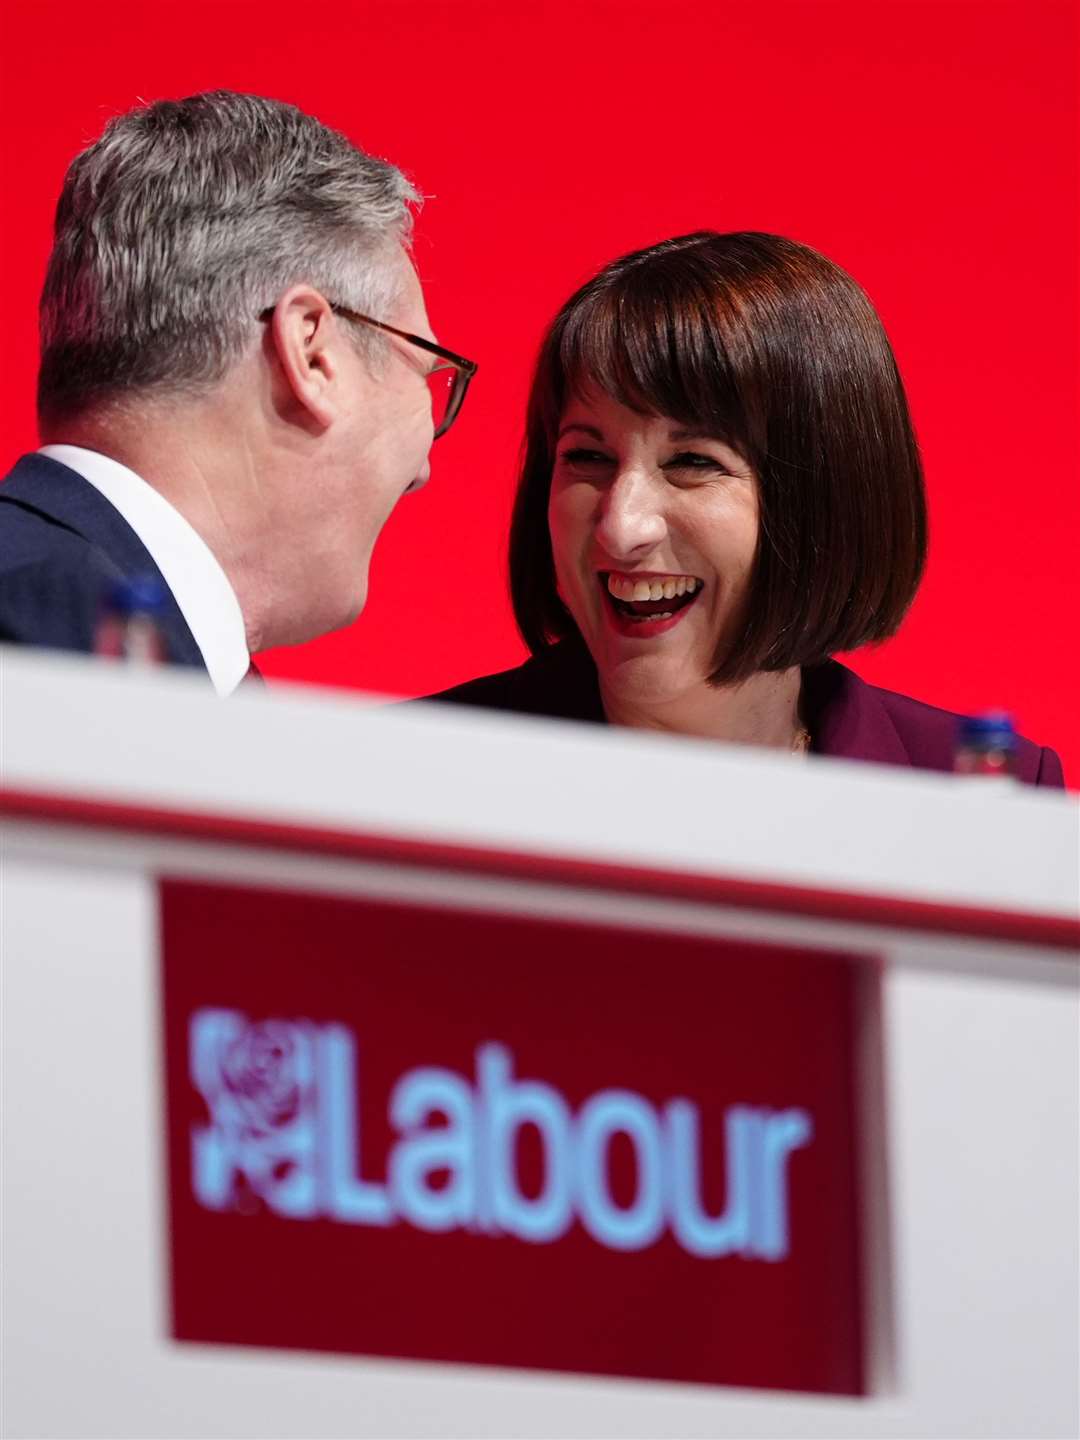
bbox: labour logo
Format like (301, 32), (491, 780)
(187, 1008), (813, 1260)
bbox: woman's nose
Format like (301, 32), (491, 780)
(593, 469), (667, 560)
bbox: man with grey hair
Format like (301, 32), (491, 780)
(0, 90), (475, 690)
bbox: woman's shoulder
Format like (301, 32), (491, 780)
(809, 661), (1066, 787)
(423, 641), (606, 724)
(423, 651), (1065, 788)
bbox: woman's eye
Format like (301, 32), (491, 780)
(559, 448), (613, 468)
(665, 451), (726, 473)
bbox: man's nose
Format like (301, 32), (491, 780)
(406, 459), (432, 494)
(594, 469), (666, 559)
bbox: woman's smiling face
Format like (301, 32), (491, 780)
(548, 386), (760, 706)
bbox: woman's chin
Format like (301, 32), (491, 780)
(592, 647), (705, 709)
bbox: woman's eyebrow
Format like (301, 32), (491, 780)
(667, 426), (729, 443)
(557, 423), (606, 442)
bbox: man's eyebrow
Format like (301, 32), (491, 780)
(557, 423), (606, 442)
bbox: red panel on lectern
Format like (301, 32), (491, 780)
(160, 878), (871, 1395)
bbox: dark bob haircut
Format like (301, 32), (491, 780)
(510, 231), (927, 684)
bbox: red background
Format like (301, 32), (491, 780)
(2, 1), (1076, 780)
(162, 878), (866, 1393)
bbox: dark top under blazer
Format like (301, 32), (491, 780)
(0, 453), (205, 669)
(427, 639), (1066, 787)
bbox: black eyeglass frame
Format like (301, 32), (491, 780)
(258, 303), (477, 440)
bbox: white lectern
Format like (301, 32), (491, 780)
(2, 649), (1076, 1438)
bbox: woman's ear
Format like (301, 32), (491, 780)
(266, 285), (345, 428)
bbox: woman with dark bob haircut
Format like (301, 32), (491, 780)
(431, 232), (1063, 783)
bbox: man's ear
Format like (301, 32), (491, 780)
(267, 286), (347, 428)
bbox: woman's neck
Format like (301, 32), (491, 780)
(600, 666), (804, 749)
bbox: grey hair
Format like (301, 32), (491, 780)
(38, 90), (420, 424)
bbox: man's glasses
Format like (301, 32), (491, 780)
(331, 305), (477, 440)
(259, 303), (477, 440)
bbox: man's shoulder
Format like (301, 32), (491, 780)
(0, 542), (121, 651)
(1, 454), (90, 546)
(0, 451), (213, 670)
(0, 490), (96, 566)
(424, 642), (605, 724)
(0, 455), (124, 650)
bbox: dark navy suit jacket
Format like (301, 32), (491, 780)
(427, 638), (1066, 787)
(0, 453), (205, 670)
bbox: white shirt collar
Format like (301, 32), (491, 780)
(38, 444), (250, 697)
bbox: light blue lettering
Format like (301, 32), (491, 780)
(389, 1067), (476, 1231)
(576, 1091), (664, 1251)
(318, 1026), (393, 1225)
(751, 1108), (813, 1260)
(478, 1043), (573, 1243)
(664, 1099), (754, 1256)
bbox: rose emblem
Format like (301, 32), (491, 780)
(220, 1022), (307, 1137)
(189, 1009), (319, 1217)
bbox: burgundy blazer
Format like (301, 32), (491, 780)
(427, 640), (1065, 788)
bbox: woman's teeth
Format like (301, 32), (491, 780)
(603, 572), (704, 624)
(606, 574), (701, 602)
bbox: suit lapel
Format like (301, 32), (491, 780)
(803, 660), (911, 766)
(0, 453), (205, 667)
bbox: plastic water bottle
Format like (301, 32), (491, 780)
(94, 575), (168, 664)
(953, 711), (1017, 779)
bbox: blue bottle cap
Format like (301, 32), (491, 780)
(105, 574), (168, 617)
(957, 710), (1017, 750)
